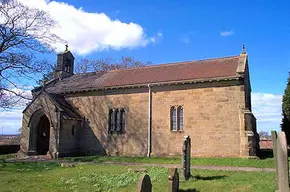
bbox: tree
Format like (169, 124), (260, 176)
(0, 0), (62, 109)
(75, 56), (151, 73)
(258, 131), (270, 138)
(282, 73), (290, 144)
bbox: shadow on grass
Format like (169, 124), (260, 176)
(194, 175), (227, 181)
(258, 149), (274, 159)
(179, 189), (198, 192)
(178, 175), (226, 191)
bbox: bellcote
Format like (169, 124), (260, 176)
(53, 45), (75, 79)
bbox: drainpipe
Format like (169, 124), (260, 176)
(147, 84), (152, 157)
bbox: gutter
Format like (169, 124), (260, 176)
(147, 84), (152, 157)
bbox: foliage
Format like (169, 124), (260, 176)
(0, 163), (276, 192)
(282, 73), (290, 143)
(0, 0), (62, 109)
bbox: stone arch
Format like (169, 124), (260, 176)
(28, 109), (51, 155)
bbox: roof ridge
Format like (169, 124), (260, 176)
(109, 55), (240, 72)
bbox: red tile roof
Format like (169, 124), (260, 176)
(46, 55), (243, 93)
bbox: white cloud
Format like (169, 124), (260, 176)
(220, 30), (234, 37)
(0, 109), (23, 134)
(251, 92), (282, 133)
(17, 0), (157, 55)
(0, 87), (32, 134)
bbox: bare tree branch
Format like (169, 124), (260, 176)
(75, 56), (151, 74)
(0, 0), (63, 109)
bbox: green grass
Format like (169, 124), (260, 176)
(62, 155), (275, 168)
(0, 153), (17, 160)
(0, 162), (275, 192)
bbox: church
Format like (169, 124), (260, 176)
(18, 46), (259, 159)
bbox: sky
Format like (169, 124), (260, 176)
(1, 0), (289, 134)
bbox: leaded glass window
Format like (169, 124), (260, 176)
(170, 106), (177, 131)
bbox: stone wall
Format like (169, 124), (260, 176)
(19, 77), (257, 158)
(66, 79), (256, 157)
(59, 119), (81, 156)
(67, 87), (149, 156)
(19, 92), (58, 157)
(151, 81), (244, 157)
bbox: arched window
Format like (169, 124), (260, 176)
(120, 109), (126, 133)
(114, 109), (118, 131)
(170, 106), (177, 131)
(116, 109), (121, 132)
(108, 108), (126, 134)
(177, 106), (183, 130)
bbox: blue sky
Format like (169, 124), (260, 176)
(1, 0), (289, 134)
(67, 0), (290, 94)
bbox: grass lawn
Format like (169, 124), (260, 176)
(0, 162), (275, 192)
(62, 155), (276, 168)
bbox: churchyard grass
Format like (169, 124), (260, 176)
(0, 153), (17, 160)
(62, 155), (275, 168)
(0, 162), (275, 192)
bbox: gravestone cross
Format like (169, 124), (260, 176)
(271, 131), (290, 192)
(182, 135), (191, 180)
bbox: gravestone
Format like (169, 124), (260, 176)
(182, 135), (191, 180)
(271, 131), (279, 189)
(137, 174), (152, 192)
(168, 168), (179, 192)
(271, 131), (290, 192)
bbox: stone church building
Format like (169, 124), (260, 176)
(18, 47), (259, 159)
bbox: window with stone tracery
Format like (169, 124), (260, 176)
(170, 105), (183, 131)
(108, 108), (126, 134)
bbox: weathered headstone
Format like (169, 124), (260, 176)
(182, 135), (191, 180)
(271, 131), (279, 189)
(168, 168), (179, 192)
(137, 174), (152, 192)
(271, 131), (290, 192)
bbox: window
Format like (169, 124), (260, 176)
(170, 106), (177, 131)
(120, 109), (126, 133)
(116, 109), (121, 132)
(177, 106), (183, 130)
(108, 108), (126, 134)
(114, 109), (119, 131)
(170, 105), (183, 131)
(65, 58), (72, 72)
(109, 109), (114, 134)
(72, 125), (75, 136)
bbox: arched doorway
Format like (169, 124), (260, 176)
(28, 110), (51, 155)
(36, 115), (50, 155)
